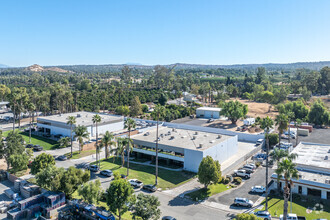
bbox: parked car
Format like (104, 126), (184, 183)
(57, 155), (67, 161)
(233, 198), (253, 208)
(279, 213), (298, 220)
(243, 165), (255, 173)
(162, 216), (177, 220)
(233, 170), (250, 179)
(121, 174), (127, 179)
(246, 163), (257, 169)
(129, 179), (143, 188)
(89, 165), (99, 172)
(254, 210), (272, 220)
(25, 144), (34, 148)
(207, 118), (215, 123)
(241, 126), (248, 132)
(253, 153), (267, 161)
(100, 170), (113, 177)
(255, 139), (264, 146)
(142, 184), (157, 192)
(33, 145), (43, 151)
(251, 186), (266, 194)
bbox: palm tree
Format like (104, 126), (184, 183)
(101, 131), (116, 159)
(124, 118), (136, 176)
(270, 148), (289, 193)
(260, 116), (274, 211)
(275, 114), (289, 145)
(66, 116), (76, 158)
(74, 125), (89, 153)
(153, 104), (166, 186)
(58, 137), (71, 148)
(276, 158), (299, 220)
(115, 137), (126, 167)
(26, 102), (35, 143)
(92, 114), (102, 166)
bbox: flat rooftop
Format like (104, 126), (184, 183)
(292, 142), (330, 170)
(196, 107), (221, 111)
(37, 111), (123, 127)
(131, 126), (233, 152)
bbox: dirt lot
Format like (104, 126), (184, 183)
(230, 98), (278, 119)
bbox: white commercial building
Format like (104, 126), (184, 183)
(37, 111), (124, 138)
(131, 125), (238, 172)
(196, 107), (221, 119)
(271, 142), (330, 200)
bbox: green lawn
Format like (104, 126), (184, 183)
(255, 195), (330, 220)
(94, 157), (195, 189)
(65, 150), (96, 159)
(185, 183), (232, 201)
(3, 130), (59, 150)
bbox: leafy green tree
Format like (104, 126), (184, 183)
(261, 91), (274, 103)
(105, 178), (135, 220)
(255, 67), (266, 84)
(124, 118), (136, 176)
(276, 158), (299, 220)
(267, 133), (279, 146)
(308, 99), (330, 126)
(220, 100), (248, 124)
(74, 125), (89, 153)
(31, 153), (55, 175)
(130, 96), (142, 117)
(319, 66), (330, 94)
(8, 154), (29, 175)
(78, 179), (103, 204)
(198, 156), (221, 188)
(58, 137), (71, 148)
(236, 213), (262, 220)
(66, 116), (76, 158)
(0, 84), (11, 101)
(132, 193), (161, 220)
(36, 165), (65, 191)
(158, 93), (168, 106)
(0, 130), (25, 170)
(116, 105), (130, 116)
(59, 166), (90, 199)
(142, 104), (149, 113)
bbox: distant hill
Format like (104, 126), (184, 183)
(54, 61), (330, 73)
(26, 64), (74, 73)
(0, 64), (9, 68)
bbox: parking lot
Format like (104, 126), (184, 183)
(208, 166), (273, 209)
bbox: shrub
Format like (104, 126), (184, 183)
(233, 177), (242, 184)
(223, 177), (230, 184)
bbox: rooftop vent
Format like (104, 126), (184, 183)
(170, 136), (175, 140)
(325, 179), (330, 184)
(209, 140), (215, 143)
(77, 114), (81, 117)
(325, 156), (329, 160)
(217, 135), (221, 139)
(198, 143), (203, 148)
(172, 128), (176, 132)
(195, 131), (198, 135)
(144, 132), (150, 136)
(192, 135), (197, 140)
(328, 149), (330, 153)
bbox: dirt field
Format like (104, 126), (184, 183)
(230, 98), (278, 119)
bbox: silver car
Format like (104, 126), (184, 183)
(234, 198), (253, 208)
(254, 211), (272, 220)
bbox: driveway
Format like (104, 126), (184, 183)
(208, 166), (272, 208)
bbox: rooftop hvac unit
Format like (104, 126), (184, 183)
(172, 128), (176, 132)
(195, 131), (198, 135)
(144, 132), (150, 136)
(325, 156), (329, 160)
(217, 135), (221, 139)
(204, 134), (208, 137)
(325, 179), (330, 184)
(192, 136), (196, 140)
(209, 140), (215, 143)
(170, 136), (175, 140)
(198, 143), (203, 148)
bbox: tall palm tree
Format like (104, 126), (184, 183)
(153, 104), (166, 186)
(276, 158), (299, 220)
(66, 116), (76, 158)
(124, 118), (136, 176)
(74, 125), (89, 153)
(115, 137), (126, 167)
(101, 131), (116, 159)
(260, 116), (274, 211)
(275, 114), (289, 145)
(26, 102), (35, 143)
(270, 148), (289, 194)
(92, 114), (102, 166)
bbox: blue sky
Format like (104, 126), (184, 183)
(1, 0), (330, 67)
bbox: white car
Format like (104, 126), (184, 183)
(279, 213), (298, 220)
(256, 139), (264, 146)
(234, 198), (254, 208)
(129, 179), (143, 188)
(234, 170), (250, 179)
(251, 186), (266, 194)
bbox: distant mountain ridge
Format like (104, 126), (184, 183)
(0, 64), (9, 68)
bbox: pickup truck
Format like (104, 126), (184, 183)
(279, 213), (306, 220)
(233, 170), (250, 179)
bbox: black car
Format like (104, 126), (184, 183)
(33, 145), (43, 151)
(121, 174), (127, 179)
(26, 144), (34, 148)
(142, 184), (157, 192)
(57, 155), (67, 161)
(162, 217), (176, 220)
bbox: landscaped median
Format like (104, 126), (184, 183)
(185, 183), (232, 201)
(255, 194), (330, 220)
(93, 157), (196, 190)
(64, 149), (96, 159)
